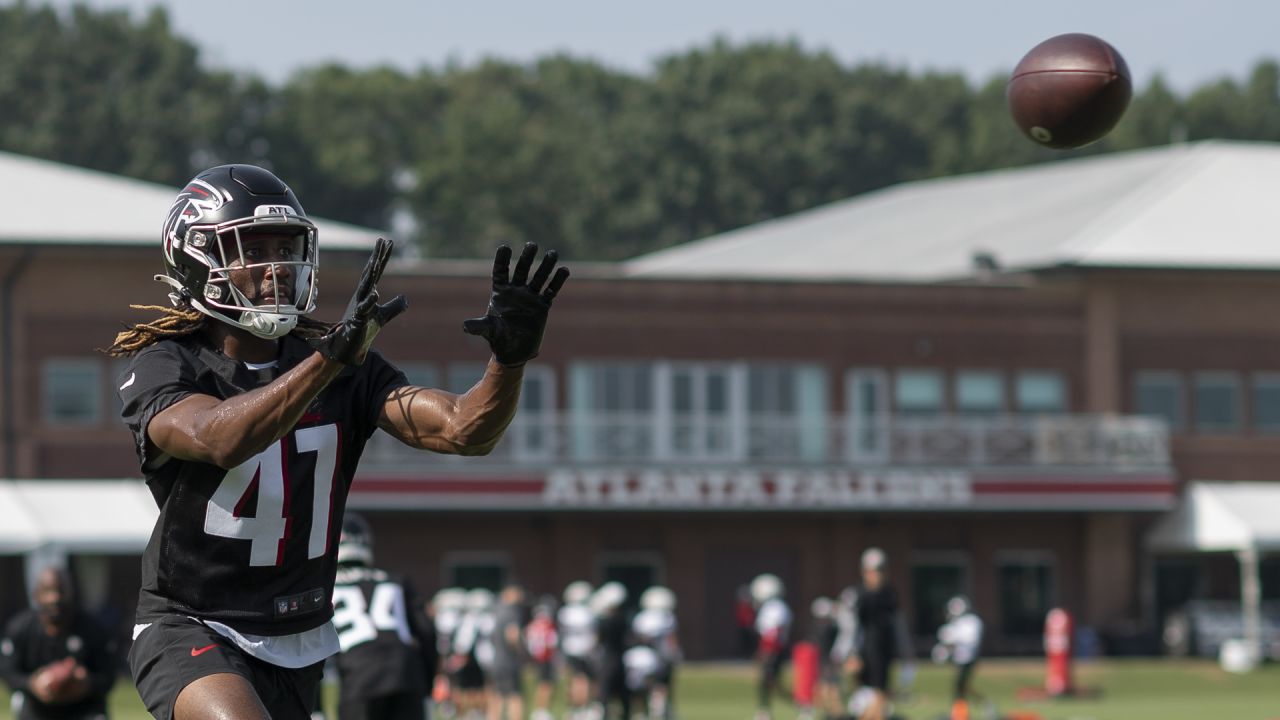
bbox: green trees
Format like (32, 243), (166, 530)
(4, 3), (1280, 259)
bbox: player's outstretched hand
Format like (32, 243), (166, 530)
(463, 243), (569, 367)
(310, 237), (408, 366)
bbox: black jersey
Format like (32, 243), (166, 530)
(0, 609), (117, 720)
(856, 586), (901, 662)
(119, 333), (407, 635)
(331, 566), (436, 702)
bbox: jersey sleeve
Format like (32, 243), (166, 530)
(119, 343), (201, 470)
(356, 349), (409, 440)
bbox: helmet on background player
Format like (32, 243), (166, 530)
(946, 594), (971, 621)
(563, 580), (594, 606)
(810, 596), (834, 620)
(589, 581), (628, 615)
(750, 573), (783, 605)
(158, 164), (319, 339)
(336, 513), (374, 566)
(639, 586), (676, 612)
(466, 588), (495, 613)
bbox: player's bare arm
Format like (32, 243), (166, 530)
(377, 242), (569, 455)
(149, 238), (406, 469)
(146, 355), (344, 469)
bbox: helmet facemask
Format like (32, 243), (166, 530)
(162, 212), (319, 339)
(159, 166), (322, 340)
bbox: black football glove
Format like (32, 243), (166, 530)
(309, 237), (408, 366)
(463, 243), (570, 367)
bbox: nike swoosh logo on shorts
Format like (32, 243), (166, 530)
(191, 644), (218, 657)
(119, 373), (136, 391)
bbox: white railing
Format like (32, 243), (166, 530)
(361, 412), (1170, 471)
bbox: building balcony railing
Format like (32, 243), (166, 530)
(361, 412), (1171, 473)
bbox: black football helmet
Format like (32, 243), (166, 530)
(337, 513), (374, 566)
(158, 164), (319, 339)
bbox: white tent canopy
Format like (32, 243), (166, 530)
(1146, 481), (1280, 663)
(1147, 481), (1280, 553)
(0, 479), (157, 554)
(0, 482), (45, 553)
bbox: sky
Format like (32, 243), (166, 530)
(30, 0), (1280, 93)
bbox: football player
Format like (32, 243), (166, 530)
(487, 584), (526, 720)
(631, 586), (680, 720)
(431, 588), (468, 719)
(328, 514), (437, 720)
(449, 589), (496, 719)
(524, 597), (559, 720)
(557, 581), (597, 720)
(750, 573), (791, 720)
(847, 548), (915, 720)
(0, 567), (117, 720)
(590, 582), (631, 720)
(932, 595), (983, 720)
(109, 164), (569, 720)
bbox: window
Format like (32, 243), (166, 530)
(747, 365), (828, 461)
(1135, 371), (1183, 431)
(998, 554), (1054, 636)
(1252, 373), (1280, 433)
(510, 365), (556, 459)
(1015, 371), (1065, 413)
(911, 553), (969, 638)
(666, 364), (739, 460)
(1193, 372), (1240, 433)
(569, 363), (654, 460)
(895, 369), (944, 417)
(443, 552), (510, 591)
(955, 370), (1004, 415)
(43, 358), (103, 426)
(847, 369), (889, 462)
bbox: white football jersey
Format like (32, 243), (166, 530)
(937, 612), (983, 665)
(755, 598), (792, 644)
(557, 602), (597, 658)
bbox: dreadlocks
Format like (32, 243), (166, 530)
(105, 304), (332, 357)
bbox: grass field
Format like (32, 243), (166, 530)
(3, 658), (1278, 720)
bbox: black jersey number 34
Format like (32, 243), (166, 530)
(204, 423), (340, 566)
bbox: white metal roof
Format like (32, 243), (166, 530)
(624, 140), (1280, 282)
(0, 480), (158, 554)
(0, 151), (381, 250)
(1147, 481), (1280, 553)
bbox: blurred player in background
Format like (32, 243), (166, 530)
(631, 586), (680, 720)
(847, 548), (914, 720)
(750, 573), (791, 720)
(449, 589), (496, 720)
(431, 588), (468, 719)
(487, 584), (526, 720)
(0, 567), (117, 720)
(806, 597), (842, 720)
(830, 586), (860, 713)
(524, 596), (559, 720)
(329, 513), (437, 720)
(557, 581), (597, 720)
(591, 582), (631, 720)
(110, 163), (570, 720)
(734, 585), (756, 658)
(932, 595), (984, 720)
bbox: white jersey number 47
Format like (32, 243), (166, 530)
(204, 424), (339, 566)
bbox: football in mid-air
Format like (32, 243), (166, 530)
(1007, 33), (1132, 149)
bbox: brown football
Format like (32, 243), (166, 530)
(1007, 33), (1132, 149)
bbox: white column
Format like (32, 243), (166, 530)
(1237, 546), (1262, 658)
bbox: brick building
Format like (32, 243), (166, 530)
(3, 142), (1280, 659)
